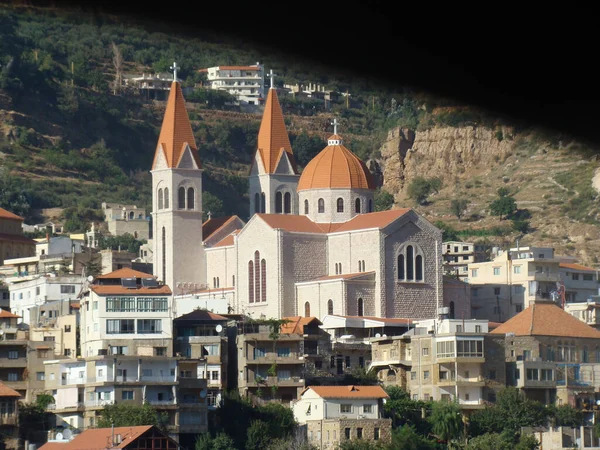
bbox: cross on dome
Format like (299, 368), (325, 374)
(331, 118), (338, 135)
(170, 62), (178, 81)
(267, 69), (276, 89)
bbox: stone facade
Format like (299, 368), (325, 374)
(306, 418), (392, 449)
(298, 188), (374, 223)
(249, 151), (299, 217)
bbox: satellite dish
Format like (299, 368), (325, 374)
(55, 433), (64, 441)
(382, 334), (387, 338)
(62, 429), (73, 440)
(375, 333), (381, 338)
(215, 324), (223, 333)
(87, 275), (94, 282)
(596, 400), (600, 406)
(200, 389), (207, 399)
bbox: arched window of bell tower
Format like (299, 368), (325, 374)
(284, 192), (291, 214)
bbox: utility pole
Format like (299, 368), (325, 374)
(71, 61), (74, 86)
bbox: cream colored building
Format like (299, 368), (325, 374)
(559, 262), (599, 304)
(0, 208), (36, 265)
(150, 78), (446, 322)
(29, 299), (79, 358)
(291, 385), (392, 449)
(198, 63), (264, 105)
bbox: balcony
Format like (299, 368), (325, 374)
(516, 360), (557, 388)
(146, 400), (177, 407)
(0, 414), (17, 425)
(49, 402), (84, 412)
(246, 376), (304, 387)
(458, 398), (485, 409)
(84, 399), (114, 408)
(249, 355), (305, 365)
(457, 375), (485, 386)
(0, 358), (27, 368)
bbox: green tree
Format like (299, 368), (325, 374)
(245, 420), (271, 450)
(18, 396), (54, 446)
(203, 191), (225, 220)
(382, 386), (430, 434)
(429, 400), (463, 448)
(511, 219), (530, 234)
(338, 439), (386, 449)
(407, 177), (433, 205)
(375, 188), (395, 211)
(390, 424), (438, 450)
(466, 432), (514, 450)
(97, 402), (168, 431)
(434, 221), (459, 242)
(489, 191), (517, 220)
(552, 404), (583, 427)
(195, 432), (237, 450)
(450, 198), (470, 221)
(99, 233), (147, 255)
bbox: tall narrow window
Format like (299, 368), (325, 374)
(254, 251), (260, 303)
(406, 245), (414, 280)
(248, 261), (254, 303)
(254, 193), (260, 214)
(337, 198), (344, 213)
(260, 193), (266, 213)
(415, 255), (423, 281)
(355, 198), (361, 213)
(357, 298), (364, 317)
(187, 187), (195, 210)
(158, 189), (163, 210)
(284, 192), (291, 214)
(261, 259), (266, 302)
(449, 301), (455, 319)
(275, 191), (283, 213)
(398, 255), (405, 279)
(368, 199), (373, 212)
(328, 299), (333, 315)
(161, 227), (166, 283)
(318, 198), (325, 213)
(164, 188), (169, 209)
(304, 199), (309, 214)
(178, 187), (186, 209)
(305, 302), (310, 317)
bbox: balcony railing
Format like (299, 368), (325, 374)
(0, 414), (17, 425)
(146, 400), (176, 406)
(84, 399), (114, 408)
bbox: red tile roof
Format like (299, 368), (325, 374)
(202, 215), (240, 242)
(95, 268), (155, 279)
(333, 209), (412, 232)
(38, 425), (157, 450)
(256, 214), (328, 233)
(304, 385), (389, 399)
(0, 233), (37, 244)
(297, 136), (376, 191)
(281, 316), (322, 334)
(152, 81), (201, 170)
(490, 302), (600, 338)
(0, 381), (21, 397)
(0, 309), (21, 319)
(90, 285), (172, 296)
(560, 262), (597, 272)
(176, 309), (229, 321)
(0, 207), (23, 221)
(254, 88), (297, 174)
(213, 231), (239, 248)
(315, 271), (375, 281)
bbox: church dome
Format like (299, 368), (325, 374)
(297, 134), (376, 191)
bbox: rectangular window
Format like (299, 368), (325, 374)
(254, 347), (266, 359)
(494, 287), (501, 295)
(137, 319), (161, 334)
(359, 356), (364, 368)
(424, 393), (430, 401)
(8, 351), (19, 359)
(475, 325), (482, 333)
(277, 347), (290, 357)
(526, 368), (539, 380)
(60, 285), (76, 294)
(36, 371), (45, 381)
(106, 319), (135, 334)
(456, 339), (484, 357)
(142, 369), (152, 377)
(471, 269), (478, 277)
(93, 301), (98, 310)
(43, 336), (55, 342)
(8, 373), (18, 381)
(94, 322), (98, 332)
(363, 404), (372, 413)
(277, 370), (291, 380)
(584, 274), (593, 281)
(422, 347), (429, 356)
(423, 370), (430, 380)
(211, 371), (219, 381)
(472, 288), (478, 297)
(514, 265), (522, 274)
(374, 428), (380, 440)
(456, 325), (463, 332)
(106, 297), (136, 312)
(122, 390), (134, 400)
(154, 347), (167, 356)
(541, 369), (553, 381)
(493, 267), (500, 275)
(345, 356), (351, 368)
(65, 325), (71, 332)
(572, 273), (580, 280)
(344, 428), (351, 439)
(341, 404), (352, 414)
(488, 369), (496, 380)
(356, 428), (363, 439)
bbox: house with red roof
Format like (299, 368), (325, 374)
(0, 207), (36, 265)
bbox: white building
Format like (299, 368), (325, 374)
(558, 262), (599, 304)
(8, 275), (84, 325)
(150, 78), (447, 322)
(79, 268), (173, 358)
(198, 63), (264, 105)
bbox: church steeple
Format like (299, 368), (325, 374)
(249, 69), (300, 217)
(253, 70), (297, 174)
(152, 78), (201, 170)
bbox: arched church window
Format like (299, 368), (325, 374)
(318, 198), (325, 214)
(397, 244), (424, 282)
(178, 187), (186, 210)
(406, 246), (414, 280)
(275, 191), (283, 213)
(254, 251), (261, 304)
(260, 193), (266, 213)
(368, 199), (373, 212)
(357, 298), (364, 317)
(304, 199), (309, 215)
(284, 192), (291, 214)
(164, 188), (169, 209)
(304, 302), (310, 317)
(261, 259), (267, 302)
(254, 193), (260, 214)
(158, 189), (163, 210)
(397, 255), (404, 280)
(248, 261), (254, 303)
(337, 198), (344, 213)
(187, 187), (195, 210)
(416, 255), (423, 281)
(328, 299), (333, 315)
(355, 198), (361, 213)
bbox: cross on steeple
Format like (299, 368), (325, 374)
(331, 118), (338, 135)
(207, 211), (212, 220)
(170, 62), (178, 82)
(267, 69), (276, 89)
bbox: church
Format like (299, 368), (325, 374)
(151, 71), (457, 321)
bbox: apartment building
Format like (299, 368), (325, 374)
(0, 381), (20, 450)
(443, 241), (477, 279)
(43, 356), (208, 443)
(564, 297), (600, 330)
(173, 309), (231, 409)
(559, 262), (599, 304)
(236, 321), (305, 404)
(489, 301), (600, 408)
(468, 246), (560, 322)
(198, 63), (265, 105)
(79, 268), (173, 358)
(368, 335), (412, 389)
(403, 318), (488, 410)
(292, 385), (392, 449)
(101, 202), (150, 241)
(29, 299), (79, 358)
